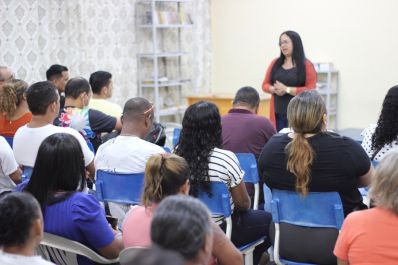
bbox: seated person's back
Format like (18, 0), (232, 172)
(334, 151), (398, 264)
(22, 133), (123, 265)
(88, 71), (122, 118)
(221, 86), (276, 159)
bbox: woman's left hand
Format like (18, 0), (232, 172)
(274, 81), (287, 96)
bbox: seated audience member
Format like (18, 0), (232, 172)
(46, 64), (69, 109)
(58, 77), (121, 151)
(0, 79), (32, 137)
(0, 136), (21, 194)
(334, 151), (398, 264)
(175, 101), (270, 265)
(13, 81), (94, 178)
(88, 71), (122, 118)
(0, 192), (54, 265)
(151, 195), (214, 265)
(361, 85), (398, 161)
(259, 91), (372, 264)
(222, 86), (276, 159)
(95, 97), (164, 173)
(122, 153), (242, 265)
(259, 90), (372, 216)
(0, 66), (14, 89)
(221, 86), (276, 208)
(23, 133), (123, 265)
(120, 246), (184, 265)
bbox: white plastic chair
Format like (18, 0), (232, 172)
(38, 232), (119, 265)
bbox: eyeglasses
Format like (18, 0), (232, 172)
(279, 40), (291, 46)
(143, 104), (154, 120)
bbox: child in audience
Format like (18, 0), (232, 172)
(151, 195), (214, 265)
(122, 153), (243, 265)
(361, 85), (398, 161)
(0, 192), (54, 265)
(175, 101), (270, 265)
(334, 151), (398, 264)
(22, 133), (123, 265)
(0, 79), (31, 137)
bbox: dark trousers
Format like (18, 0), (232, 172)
(222, 209), (272, 265)
(275, 113), (288, 132)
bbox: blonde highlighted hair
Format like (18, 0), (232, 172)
(142, 153), (190, 207)
(0, 79), (28, 116)
(285, 90), (326, 195)
(369, 151), (398, 215)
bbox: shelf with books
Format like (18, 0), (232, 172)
(136, 0), (194, 122)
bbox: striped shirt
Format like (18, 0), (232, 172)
(208, 148), (244, 221)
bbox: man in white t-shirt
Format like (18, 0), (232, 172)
(95, 97), (165, 173)
(0, 136), (21, 194)
(94, 97), (165, 223)
(0, 192), (54, 265)
(13, 81), (94, 178)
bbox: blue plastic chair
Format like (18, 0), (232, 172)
(270, 189), (344, 265)
(197, 182), (265, 265)
(4, 136), (13, 148)
(163, 146), (171, 153)
(95, 170), (145, 205)
(235, 153), (260, 210)
(172, 128), (181, 147)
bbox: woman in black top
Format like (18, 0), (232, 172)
(258, 91), (373, 264)
(259, 90), (372, 215)
(262, 30), (317, 131)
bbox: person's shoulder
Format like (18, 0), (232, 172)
(70, 192), (101, 211)
(212, 147), (235, 158)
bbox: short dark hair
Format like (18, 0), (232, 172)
(46, 64), (68, 81)
(122, 97), (153, 121)
(120, 246), (184, 265)
(65, 77), (91, 99)
(89, 71), (112, 94)
(151, 195), (212, 260)
(25, 133), (86, 212)
(232, 86), (260, 108)
(0, 192), (41, 247)
(26, 81), (59, 115)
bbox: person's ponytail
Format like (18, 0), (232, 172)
(142, 155), (164, 207)
(285, 133), (314, 195)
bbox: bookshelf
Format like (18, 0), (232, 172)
(314, 62), (339, 130)
(136, 0), (194, 122)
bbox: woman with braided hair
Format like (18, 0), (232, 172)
(0, 79), (32, 137)
(361, 85), (398, 161)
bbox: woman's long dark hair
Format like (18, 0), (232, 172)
(270, 30), (306, 86)
(371, 86), (398, 155)
(24, 133), (86, 212)
(174, 101), (222, 196)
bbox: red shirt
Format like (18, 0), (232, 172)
(0, 112), (32, 137)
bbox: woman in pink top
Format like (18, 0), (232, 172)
(334, 151), (398, 264)
(122, 153), (243, 265)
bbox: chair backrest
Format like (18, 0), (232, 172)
(38, 232), (119, 265)
(271, 189), (344, 229)
(371, 160), (379, 168)
(96, 170), (145, 205)
(196, 181), (232, 218)
(235, 153), (259, 184)
(172, 128), (181, 147)
(4, 136), (13, 148)
(21, 166), (33, 182)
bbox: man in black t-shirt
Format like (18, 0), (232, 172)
(57, 77), (122, 151)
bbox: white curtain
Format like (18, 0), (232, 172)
(0, 0), (211, 107)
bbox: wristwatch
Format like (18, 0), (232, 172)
(286, 87), (292, 94)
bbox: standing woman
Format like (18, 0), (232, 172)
(262, 30), (317, 131)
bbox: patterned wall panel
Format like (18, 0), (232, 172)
(0, 0), (211, 107)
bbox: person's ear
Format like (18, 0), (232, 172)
(202, 233), (214, 262)
(31, 218), (43, 243)
(254, 104), (259, 114)
(179, 180), (190, 195)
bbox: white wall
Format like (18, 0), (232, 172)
(211, 0), (398, 129)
